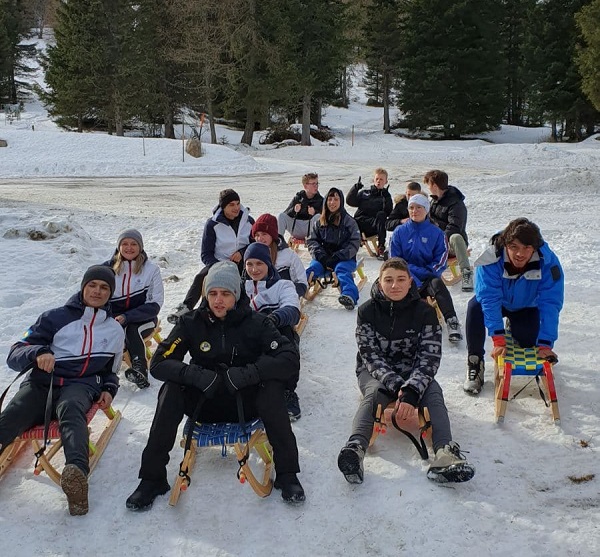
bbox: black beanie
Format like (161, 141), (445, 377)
(81, 265), (116, 296)
(219, 189), (240, 209)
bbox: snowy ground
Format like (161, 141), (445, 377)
(1, 38), (599, 557)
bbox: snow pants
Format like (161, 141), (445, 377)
(305, 259), (358, 304)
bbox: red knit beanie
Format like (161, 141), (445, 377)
(252, 213), (279, 241)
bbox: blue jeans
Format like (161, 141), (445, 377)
(306, 259), (358, 303)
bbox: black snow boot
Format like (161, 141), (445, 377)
(337, 441), (365, 484)
(126, 479), (170, 511)
(274, 473), (305, 504)
(125, 356), (150, 389)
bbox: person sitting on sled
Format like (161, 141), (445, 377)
(126, 261), (305, 511)
(337, 257), (475, 485)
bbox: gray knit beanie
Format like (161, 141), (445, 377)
(81, 265), (116, 296)
(117, 228), (144, 251)
(203, 261), (241, 301)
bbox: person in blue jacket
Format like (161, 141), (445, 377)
(464, 218), (564, 395)
(306, 187), (361, 310)
(389, 194), (462, 343)
(0, 265), (125, 515)
(107, 229), (163, 389)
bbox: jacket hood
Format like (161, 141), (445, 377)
(433, 185), (465, 203)
(67, 291), (113, 315)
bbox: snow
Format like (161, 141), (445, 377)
(1, 36), (600, 557)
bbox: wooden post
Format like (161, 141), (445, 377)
(182, 120), (185, 162)
(352, 125), (355, 146)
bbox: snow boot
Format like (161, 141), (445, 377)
(427, 442), (475, 483)
(461, 268), (474, 292)
(126, 479), (170, 511)
(337, 441), (365, 484)
(446, 316), (463, 343)
(463, 355), (485, 395)
(274, 473), (305, 504)
(125, 356), (150, 389)
(167, 303), (191, 324)
(338, 295), (355, 311)
(61, 464), (89, 516)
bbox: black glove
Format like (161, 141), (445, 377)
(398, 387), (419, 408)
(317, 256), (330, 270)
(183, 364), (221, 398)
(327, 255), (340, 269)
(267, 313), (280, 327)
(355, 176), (363, 190)
(223, 365), (260, 394)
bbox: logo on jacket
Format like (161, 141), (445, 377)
(100, 337), (109, 349)
(200, 341), (211, 352)
(421, 237), (429, 244)
(270, 341), (278, 350)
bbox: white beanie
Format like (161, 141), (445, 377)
(408, 194), (431, 213)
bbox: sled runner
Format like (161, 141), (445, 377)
(494, 331), (560, 425)
(288, 237), (307, 252)
(441, 250), (472, 286)
(361, 234), (380, 258)
(0, 403), (121, 485)
(169, 418), (273, 506)
(370, 402), (431, 460)
(305, 258), (367, 301)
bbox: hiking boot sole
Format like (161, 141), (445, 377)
(61, 464), (89, 516)
(337, 449), (364, 484)
(125, 369), (150, 389)
(427, 463), (476, 483)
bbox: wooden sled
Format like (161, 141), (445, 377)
(441, 249), (472, 286)
(294, 309), (309, 336)
(123, 321), (163, 367)
(288, 237), (307, 252)
(169, 418), (273, 506)
(427, 296), (445, 325)
(369, 403), (431, 459)
(305, 258), (367, 302)
(494, 333), (560, 425)
(0, 404), (121, 485)
(361, 234), (380, 258)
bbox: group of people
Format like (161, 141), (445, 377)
(0, 168), (564, 516)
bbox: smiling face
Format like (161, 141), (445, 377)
(253, 231), (273, 246)
(207, 288), (236, 319)
(327, 192), (341, 213)
(380, 268), (412, 302)
(505, 239), (535, 270)
(223, 200), (241, 220)
(82, 280), (112, 308)
(119, 238), (141, 260)
(245, 258), (269, 281)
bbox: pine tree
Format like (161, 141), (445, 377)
(398, 0), (506, 138)
(576, 0), (600, 113)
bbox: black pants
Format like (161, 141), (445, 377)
(418, 278), (456, 321)
(125, 320), (157, 372)
(183, 259), (245, 310)
(466, 296), (540, 357)
(356, 212), (387, 248)
(0, 382), (96, 475)
(138, 381), (300, 482)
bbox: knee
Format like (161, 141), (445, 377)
(449, 234), (465, 249)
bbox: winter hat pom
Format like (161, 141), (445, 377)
(251, 214), (278, 241)
(408, 194), (430, 213)
(219, 189), (241, 210)
(203, 261), (241, 301)
(81, 265), (116, 296)
(243, 241), (272, 264)
(117, 228), (144, 251)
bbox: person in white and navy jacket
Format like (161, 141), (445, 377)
(0, 265), (125, 515)
(106, 229), (164, 389)
(243, 242), (303, 421)
(168, 189), (254, 323)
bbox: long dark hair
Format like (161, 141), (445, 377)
(320, 187), (344, 227)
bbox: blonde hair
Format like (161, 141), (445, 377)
(112, 252), (145, 275)
(374, 168), (388, 179)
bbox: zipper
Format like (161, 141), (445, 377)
(79, 309), (97, 376)
(124, 260), (132, 309)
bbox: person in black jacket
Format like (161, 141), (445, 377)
(278, 173), (324, 241)
(306, 187), (361, 310)
(126, 261), (305, 511)
(337, 258), (475, 485)
(424, 170), (473, 291)
(385, 181), (422, 232)
(346, 168), (393, 256)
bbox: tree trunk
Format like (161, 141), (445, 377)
(241, 104), (255, 145)
(208, 99), (217, 144)
(382, 71), (390, 134)
(301, 93), (312, 146)
(164, 109), (175, 139)
(77, 114), (83, 133)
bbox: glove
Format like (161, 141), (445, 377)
(317, 256), (330, 270)
(183, 364), (221, 398)
(327, 255), (340, 269)
(538, 346), (558, 363)
(223, 365), (260, 394)
(491, 335), (506, 360)
(267, 313), (280, 327)
(355, 176), (363, 190)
